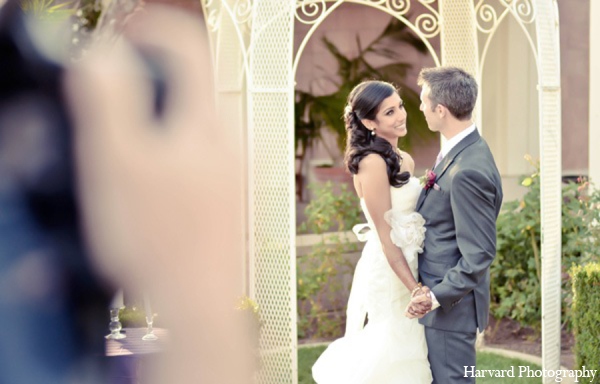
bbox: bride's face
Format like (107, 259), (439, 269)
(371, 93), (407, 142)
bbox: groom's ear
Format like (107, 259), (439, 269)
(436, 104), (448, 118)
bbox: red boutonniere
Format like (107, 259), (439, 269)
(421, 169), (440, 191)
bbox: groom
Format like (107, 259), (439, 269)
(407, 66), (503, 384)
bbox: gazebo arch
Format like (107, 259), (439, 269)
(293, 1), (442, 75)
(200, 1), (561, 383)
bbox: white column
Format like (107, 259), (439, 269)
(535, 0), (562, 380)
(590, 0), (600, 189)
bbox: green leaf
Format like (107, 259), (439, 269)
(521, 177), (533, 187)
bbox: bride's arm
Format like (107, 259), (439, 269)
(357, 154), (420, 293)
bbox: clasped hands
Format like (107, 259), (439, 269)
(405, 285), (432, 319)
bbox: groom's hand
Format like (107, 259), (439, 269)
(405, 286), (432, 319)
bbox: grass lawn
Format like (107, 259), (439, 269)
(298, 345), (543, 384)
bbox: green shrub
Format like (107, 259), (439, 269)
(570, 263), (600, 370)
(297, 182), (362, 339)
(119, 305), (159, 328)
(299, 181), (362, 234)
(490, 156), (600, 331)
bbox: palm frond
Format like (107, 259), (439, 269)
(295, 15), (434, 160)
(20, 0), (76, 19)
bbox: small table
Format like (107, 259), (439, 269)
(106, 327), (168, 383)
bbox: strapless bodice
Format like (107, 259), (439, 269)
(360, 176), (422, 232)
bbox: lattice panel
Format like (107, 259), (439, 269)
(250, 93), (296, 384)
(439, 0), (478, 71)
(438, 1), (480, 125)
(534, 0), (562, 380)
(248, 1), (297, 383)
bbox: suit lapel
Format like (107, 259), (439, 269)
(416, 188), (427, 211)
(417, 129), (481, 211)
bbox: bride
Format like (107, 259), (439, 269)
(312, 80), (432, 383)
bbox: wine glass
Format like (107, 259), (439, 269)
(142, 295), (158, 341)
(142, 314), (158, 341)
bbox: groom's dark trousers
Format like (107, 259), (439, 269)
(425, 327), (476, 383)
(416, 130), (503, 384)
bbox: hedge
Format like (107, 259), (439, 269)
(570, 262), (600, 370)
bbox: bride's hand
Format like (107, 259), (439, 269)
(405, 288), (432, 318)
(415, 285), (431, 299)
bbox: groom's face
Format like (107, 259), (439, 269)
(419, 85), (440, 133)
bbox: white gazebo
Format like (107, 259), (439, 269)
(200, 1), (562, 383)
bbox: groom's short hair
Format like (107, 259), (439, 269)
(417, 66), (478, 121)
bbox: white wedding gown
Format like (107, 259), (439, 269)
(312, 177), (432, 384)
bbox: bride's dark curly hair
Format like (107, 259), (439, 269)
(343, 80), (410, 187)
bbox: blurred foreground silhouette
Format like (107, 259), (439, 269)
(0, 1), (251, 383)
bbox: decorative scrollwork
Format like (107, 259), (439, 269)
(502, 0), (535, 24)
(295, 0), (328, 25)
(200, 0), (220, 32)
(476, 0), (535, 34)
(475, 1), (498, 34)
(362, 0), (441, 44)
(415, 12), (439, 38)
(293, 0), (441, 69)
(206, 8), (221, 32)
(385, 0), (410, 15)
(233, 0), (253, 25)
(415, 0), (440, 38)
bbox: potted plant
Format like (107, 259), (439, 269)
(295, 17), (435, 185)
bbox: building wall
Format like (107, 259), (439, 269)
(481, 2), (590, 200)
(481, 15), (539, 201)
(558, 0), (589, 176)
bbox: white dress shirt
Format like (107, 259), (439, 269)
(436, 124), (477, 165)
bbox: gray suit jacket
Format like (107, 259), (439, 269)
(416, 129), (503, 333)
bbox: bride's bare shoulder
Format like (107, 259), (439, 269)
(357, 153), (386, 169)
(354, 154), (388, 197)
